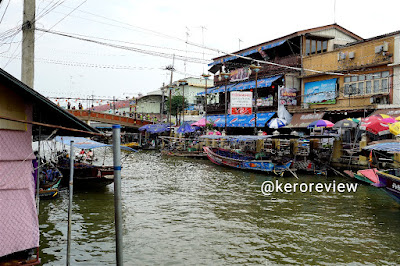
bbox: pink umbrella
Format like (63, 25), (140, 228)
(191, 118), (214, 127)
(382, 117), (397, 124)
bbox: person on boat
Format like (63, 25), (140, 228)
(87, 149), (94, 161)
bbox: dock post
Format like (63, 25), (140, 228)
(67, 140), (74, 266)
(112, 125), (124, 265)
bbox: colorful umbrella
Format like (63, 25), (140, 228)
(346, 118), (361, 123)
(333, 119), (358, 129)
(382, 117), (397, 124)
(389, 122), (400, 136)
(307, 119), (334, 129)
(177, 122), (197, 134)
(360, 120), (390, 135)
(376, 114), (392, 119)
(267, 118), (287, 129)
(395, 116), (400, 121)
(191, 118), (215, 127)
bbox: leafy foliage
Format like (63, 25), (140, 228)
(165, 96), (189, 116)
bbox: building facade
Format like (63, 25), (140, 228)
(206, 24), (361, 130)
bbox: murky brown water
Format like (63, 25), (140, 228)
(39, 151), (400, 265)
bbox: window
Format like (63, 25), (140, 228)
(306, 39), (328, 55)
(306, 39), (311, 55)
(382, 79), (388, 92)
(311, 40), (316, 54)
(366, 81), (372, 94)
(322, 41), (328, 52)
(343, 71), (390, 96)
(373, 80), (380, 93)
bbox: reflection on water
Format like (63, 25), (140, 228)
(39, 151), (400, 265)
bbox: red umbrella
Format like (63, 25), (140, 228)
(360, 119), (391, 135)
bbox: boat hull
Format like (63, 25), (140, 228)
(58, 164), (114, 187)
(203, 147), (292, 175)
(376, 169), (400, 203)
(161, 150), (207, 158)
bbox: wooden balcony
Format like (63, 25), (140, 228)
(213, 55), (301, 87)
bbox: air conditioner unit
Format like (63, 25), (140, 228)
(348, 51), (355, 59)
(383, 42), (389, 52)
(375, 45), (383, 54)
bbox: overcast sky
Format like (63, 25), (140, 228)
(1, 0), (399, 107)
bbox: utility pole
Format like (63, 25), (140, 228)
(21, 0), (36, 88)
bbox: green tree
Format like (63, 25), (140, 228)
(165, 95), (189, 121)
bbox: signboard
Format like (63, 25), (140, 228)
(230, 91), (252, 115)
(256, 95), (274, 106)
(304, 78), (337, 105)
(230, 67), (250, 82)
(279, 87), (297, 106)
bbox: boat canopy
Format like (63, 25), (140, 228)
(363, 142), (400, 152)
(54, 136), (137, 152)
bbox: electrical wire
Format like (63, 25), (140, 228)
(36, 28), (210, 64)
(0, 0), (11, 24)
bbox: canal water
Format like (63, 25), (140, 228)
(39, 151), (400, 265)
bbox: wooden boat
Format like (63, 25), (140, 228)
(122, 142), (140, 149)
(376, 169), (400, 203)
(57, 159), (114, 187)
(35, 165), (63, 199)
(160, 149), (206, 158)
(344, 168), (383, 187)
(203, 146), (293, 176)
(54, 136), (137, 187)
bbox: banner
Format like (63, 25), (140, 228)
(304, 78), (337, 105)
(256, 95), (274, 107)
(230, 67), (250, 82)
(230, 91), (252, 115)
(279, 87), (297, 106)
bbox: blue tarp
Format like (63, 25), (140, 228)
(364, 142), (400, 152)
(229, 75), (282, 92)
(208, 40), (287, 66)
(54, 136), (137, 152)
(208, 112), (275, 128)
(177, 122), (198, 134)
(139, 123), (170, 133)
(197, 75), (282, 95)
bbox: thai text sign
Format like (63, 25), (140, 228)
(279, 87), (297, 106)
(230, 67), (250, 82)
(304, 78), (337, 105)
(230, 91), (252, 115)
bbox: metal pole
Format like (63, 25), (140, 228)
(112, 125), (123, 266)
(35, 126), (41, 213)
(224, 79), (228, 133)
(254, 72), (258, 135)
(161, 88), (164, 123)
(205, 78), (208, 130)
(66, 140), (74, 266)
(182, 84), (185, 124)
(169, 88), (172, 135)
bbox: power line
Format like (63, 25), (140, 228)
(36, 28), (210, 64)
(0, 0), (11, 24)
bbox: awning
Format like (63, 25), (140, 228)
(209, 40), (287, 66)
(369, 108), (400, 117)
(197, 75), (282, 95)
(229, 75), (282, 92)
(208, 113), (275, 127)
(286, 112), (325, 128)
